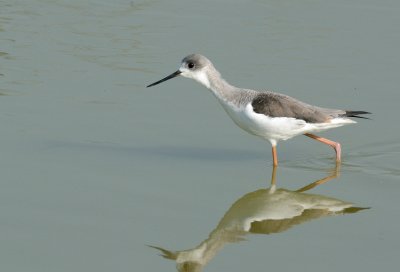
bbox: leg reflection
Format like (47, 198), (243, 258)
(296, 162), (341, 193)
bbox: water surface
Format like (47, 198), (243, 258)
(1, 0), (399, 271)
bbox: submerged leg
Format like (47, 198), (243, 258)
(272, 145), (278, 166)
(304, 133), (342, 162)
(270, 164), (277, 186)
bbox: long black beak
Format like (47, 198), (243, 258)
(147, 70), (182, 88)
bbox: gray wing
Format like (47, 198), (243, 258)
(251, 92), (345, 123)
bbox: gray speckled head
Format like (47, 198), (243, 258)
(177, 54), (220, 88)
(180, 54), (212, 71)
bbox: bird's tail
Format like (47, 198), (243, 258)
(343, 110), (371, 120)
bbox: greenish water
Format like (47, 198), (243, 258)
(1, 0), (399, 271)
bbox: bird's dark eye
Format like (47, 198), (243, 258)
(188, 62), (195, 69)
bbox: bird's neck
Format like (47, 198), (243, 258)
(205, 70), (241, 105)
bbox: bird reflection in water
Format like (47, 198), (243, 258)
(150, 165), (368, 272)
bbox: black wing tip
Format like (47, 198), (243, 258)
(346, 110), (372, 115)
(344, 110), (372, 120)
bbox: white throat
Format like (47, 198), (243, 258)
(180, 69), (211, 89)
(192, 70), (211, 89)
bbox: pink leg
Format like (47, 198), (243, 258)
(304, 133), (342, 162)
(272, 146), (278, 166)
